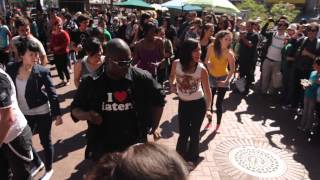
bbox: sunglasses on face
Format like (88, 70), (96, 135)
(307, 28), (318, 32)
(278, 23), (288, 27)
(110, 58), (133, 67)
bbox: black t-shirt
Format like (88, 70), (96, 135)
(0, 71), (12, 108)
(295, 38), (320, 72)
(166, 25), (177, 43)
(117, 24), (127, 40)
(71, 73), (139, 153)
(70, 29), (90, 59)
(238, 32), (259, 61)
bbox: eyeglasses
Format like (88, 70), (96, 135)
(110, 58), (133, 67)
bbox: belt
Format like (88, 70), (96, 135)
(266, 57), (280, 62)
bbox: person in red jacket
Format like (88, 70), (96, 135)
(50, 18), (71, 86)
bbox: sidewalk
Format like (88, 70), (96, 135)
(33, 65), (320, 180)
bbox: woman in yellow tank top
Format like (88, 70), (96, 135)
(204, 30), (236, 132)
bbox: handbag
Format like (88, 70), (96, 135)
(235, 77), (246, 93)
(316, 87), (320, 103)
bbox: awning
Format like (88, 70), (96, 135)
(265, 0), (305, 4)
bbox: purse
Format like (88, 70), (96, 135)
(235, 77), (246, 93)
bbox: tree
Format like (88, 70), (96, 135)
(269, 1), (300, 22)
(236, 0), (268, 22)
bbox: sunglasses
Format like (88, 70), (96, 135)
(307, 28), (318, 32)
(110, 58), (133, 67)
(278, 23), (288, 27)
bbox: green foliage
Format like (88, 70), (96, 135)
(269, 1), (300, 22)
(236, 0), (268, 22)
(236, 0), (300, 24)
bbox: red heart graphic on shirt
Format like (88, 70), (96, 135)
(114, 91), (127, 102)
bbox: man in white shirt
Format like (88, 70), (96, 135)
(261, 19), (289, 94)
(9, 16), (48, 65)
(0, 68), (33, 180)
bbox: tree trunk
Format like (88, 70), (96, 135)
(306, 0), (317, 15)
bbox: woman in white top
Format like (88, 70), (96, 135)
(169, 38), (212, 167)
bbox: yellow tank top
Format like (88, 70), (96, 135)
(207, 47), (229, 77)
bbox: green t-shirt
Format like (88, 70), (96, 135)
(103, 29), (112, 41)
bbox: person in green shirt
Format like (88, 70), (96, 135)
(98, 18), (112, 44)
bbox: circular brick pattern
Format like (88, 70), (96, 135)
(229, 146), (287, 177)
(214, 139), (306, 180)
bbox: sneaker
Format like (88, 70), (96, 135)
(65, 80), (71, 86)
(297, 108), (303, 115)
(282, 104), (297, 111)
(214, 124), (221, 132)
(40, 169), (54, 180)
(297, 126), (306, 132)
(58, 81), (66, 86)
(31, 162), (44, 177)
(204, 122), (212, 130)
(281, 105), (291, 110)
(186, 161), (195, 171)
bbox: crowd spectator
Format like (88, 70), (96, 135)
(260, 19), (289, 95)
(0, 16), (12, 68)
(50, 18), (71, 86)
(292, 22), (320, 110)
(299, 58), (320, 131)
(86, 143), (188, 180)
(70, 14), (90, 62)
(281, 23), (299, 107)
(74, 37), (104, 88)
(10, 16), (48, 65)
(200, 23), (214, 62)
(133, 22), (164, 77)
(237, 20), (259, 95)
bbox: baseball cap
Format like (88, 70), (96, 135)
(287, 23), (297, 31)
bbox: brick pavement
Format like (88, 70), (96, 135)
(32, 65), (320, 180)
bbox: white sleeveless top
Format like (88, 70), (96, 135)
(176, 61), (205, 101)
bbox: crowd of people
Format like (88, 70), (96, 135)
(0, 6), (320, 180)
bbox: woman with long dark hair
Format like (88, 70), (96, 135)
(169, 38), (212, 167)
(200, 23), (214, 62)
(133, 22), (164, 77)
(74, 37), (104, 88)
(205, 30), (235, 131)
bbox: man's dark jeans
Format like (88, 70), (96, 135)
(25, 113), (53, 171)
(176, 98), (206, 163)
(1, 125), (33, 180)
(54, 53), (70, 81)
(292, 68), (312, 108)
(0, 49), (9, 67)
(239, 59), (255, 92)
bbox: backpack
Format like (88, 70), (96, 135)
(259, 32), (277, 62)
(295, 37), (320, 71)
(297, 37), (320, 55)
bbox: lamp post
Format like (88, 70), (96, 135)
(314, 0), (320, 19)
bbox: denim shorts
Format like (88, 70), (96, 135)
(209, 75), (229, 89)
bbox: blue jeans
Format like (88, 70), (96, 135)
(176, 98), (206, 163)
(25, 113), (53, 171)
